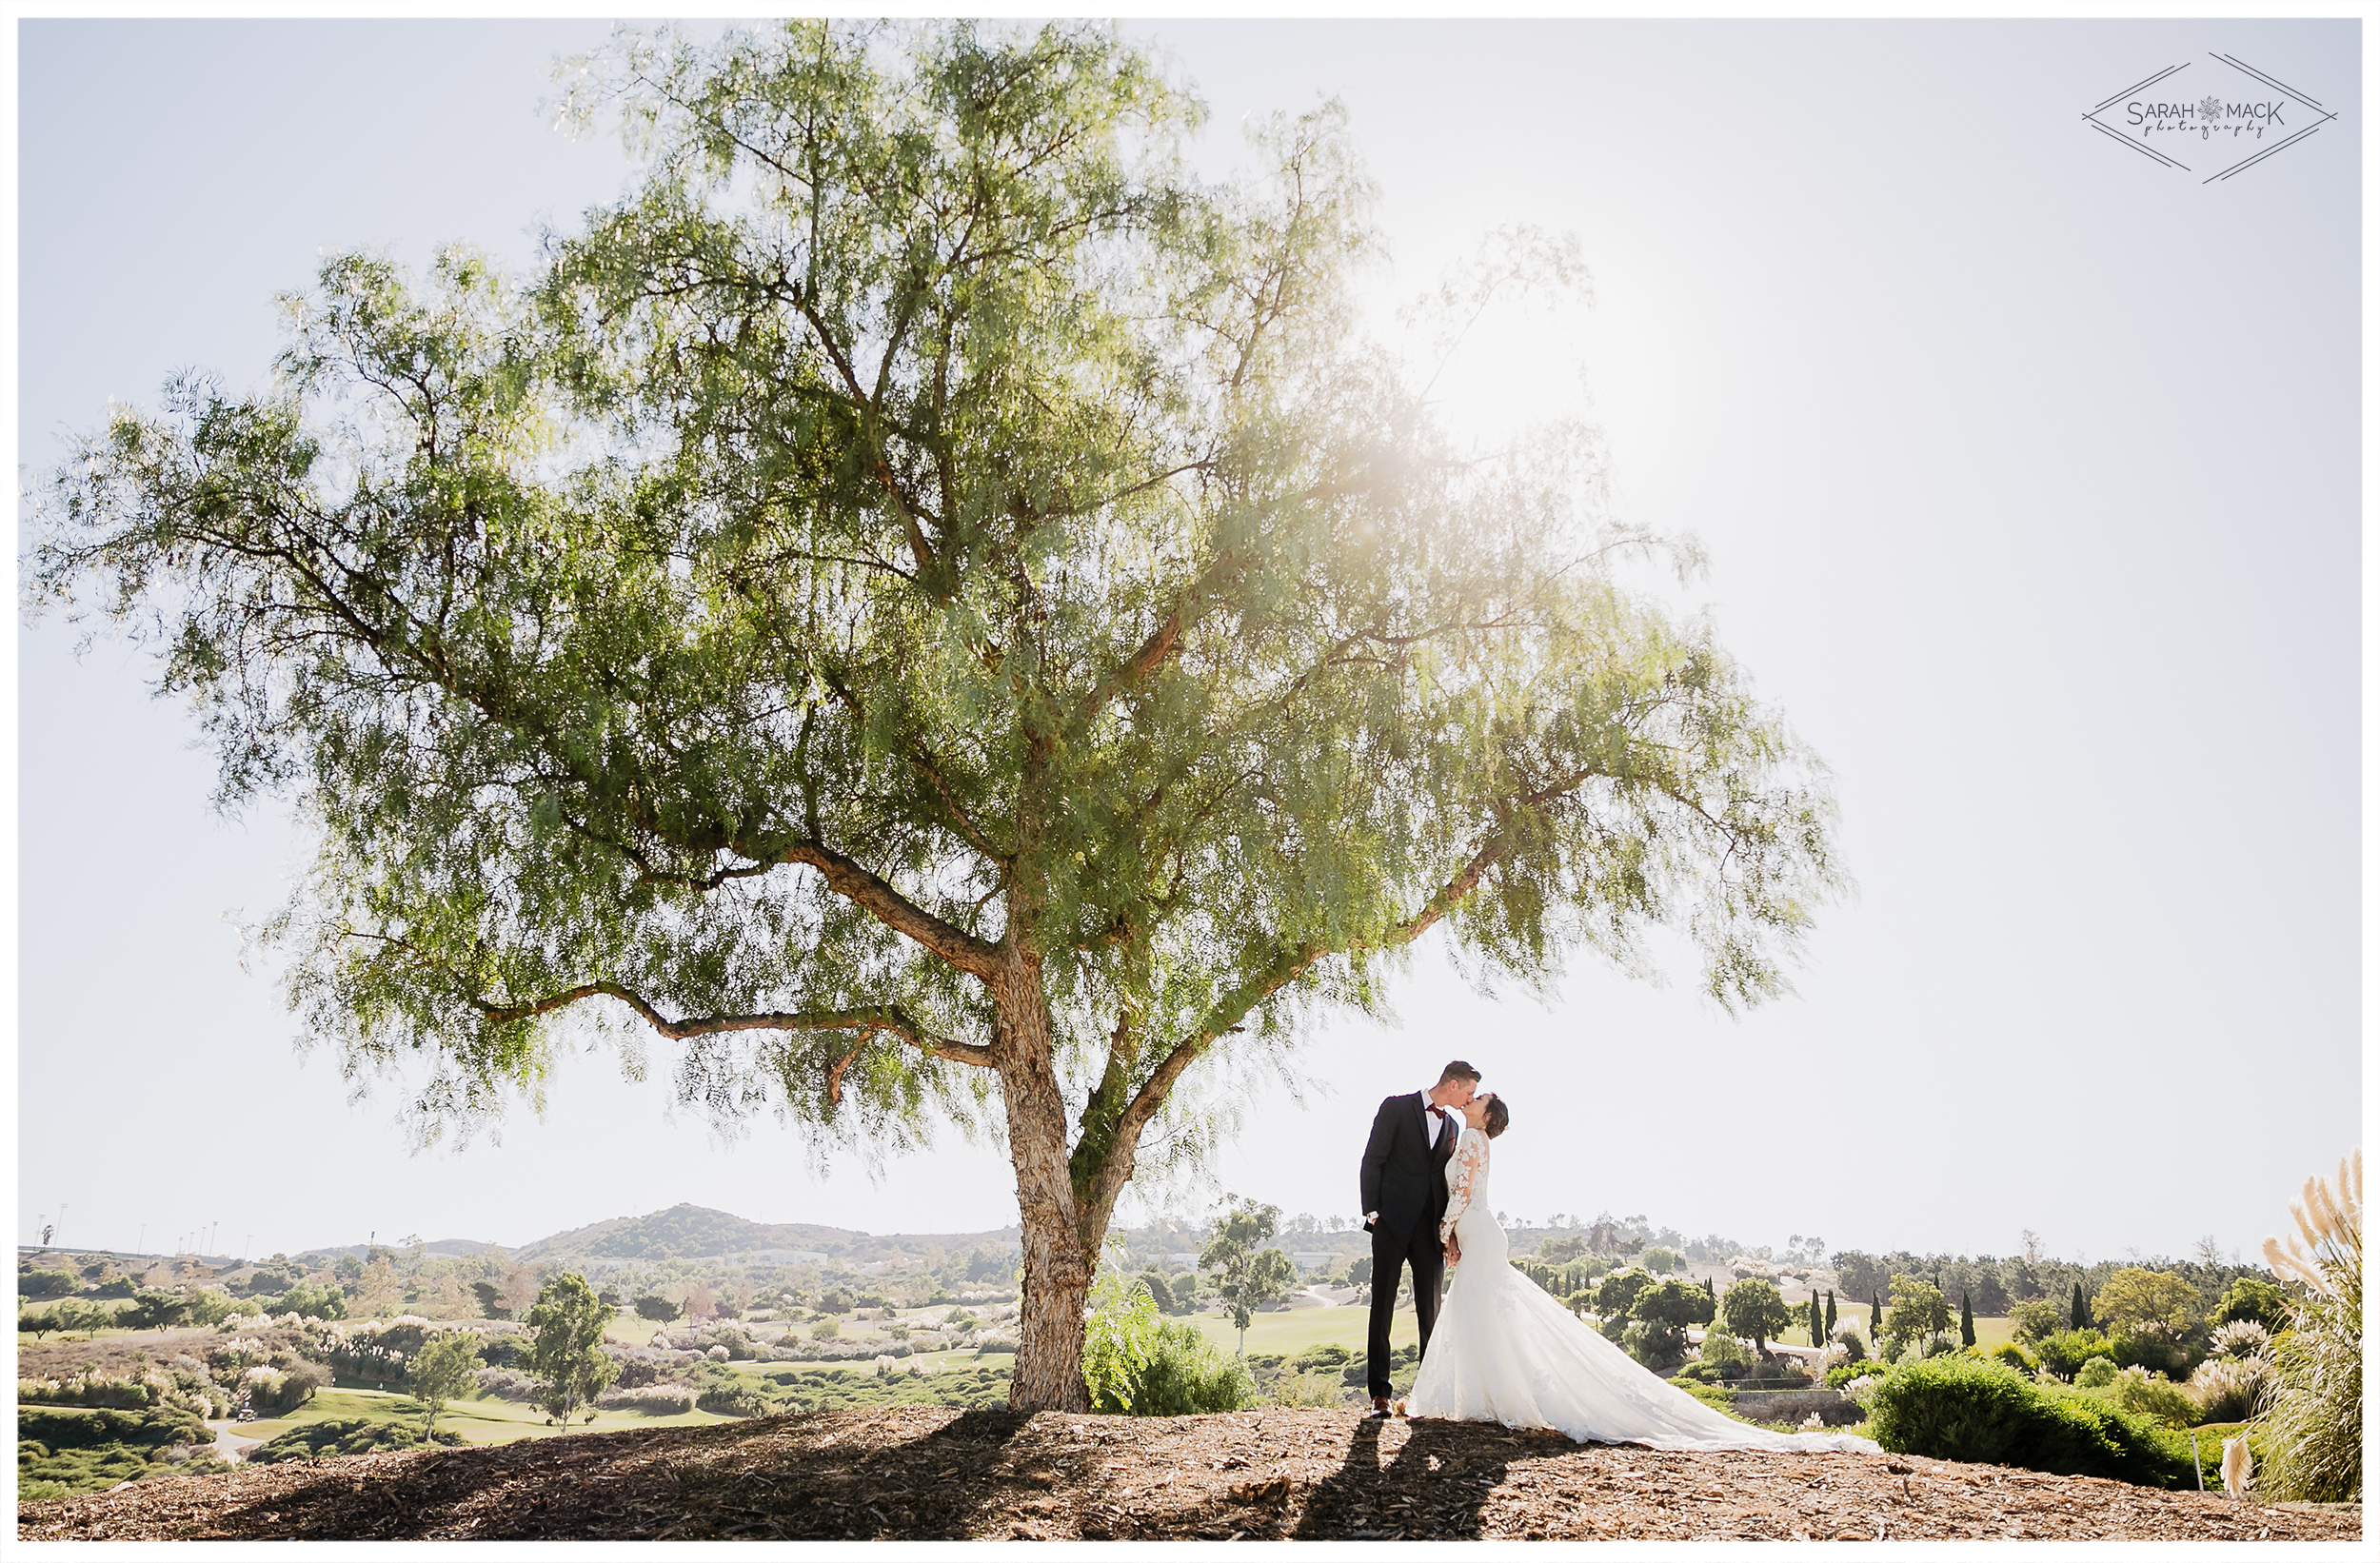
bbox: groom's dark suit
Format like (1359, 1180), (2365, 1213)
(1359, 1091), (1458, 1400)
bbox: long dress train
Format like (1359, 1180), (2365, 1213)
(1405, 1126), (1878, 1453)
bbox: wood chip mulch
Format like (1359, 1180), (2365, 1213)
(17, 1406), (2364, 1542)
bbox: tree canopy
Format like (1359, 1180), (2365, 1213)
(29, 19), (1841, 1409)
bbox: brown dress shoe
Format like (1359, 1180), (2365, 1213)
(1368, 1395), (1391, 1417)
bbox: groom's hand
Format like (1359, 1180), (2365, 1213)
(1444, 1236), (1461, 1264)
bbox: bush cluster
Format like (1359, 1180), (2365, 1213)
(1865, 1355), (2191, 1488)
(1081, 1277), (1254, 1415)
(248, 1417), (462, 1464)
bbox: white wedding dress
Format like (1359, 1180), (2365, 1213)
(1406, 1127), (1878, 1453)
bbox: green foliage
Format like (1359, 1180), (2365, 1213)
(249, 1417), (462, 1464)
(1825, 1360), (1881, 1389)
(1080, 1276), (1254, 1415)
(1984, 1340), (2037, 1375)
(1865, 1355), (2191, 1488)
(633, 1294), (683, 1322)
(30, 16), (1843, 1408)
(1719, 1277), (1790, 1351)
(2212, 1275), (2291, 1334)
(1594, 1268), (1653, 1320)
(19, 1269), (77, 1298)
(20, 1403), (210, 1452)
(2007, 1297), (2064, 1345)
(695, 1384), (765, 1417)
(1957, 1292), (1974, 1347)
(1631, 1278), (1716, 1330)
(2070, 1281), (2089, 1332)
(1200, 1198), (1297, 1353)
(2098, 1365), (2195, 1429)
(278, 1279), (348, 1321)
(1619, 1318), (1686, 1371)
(16, 1437), (157, 1500)
(2090, 1268), (2195, 1343)
(526, 1273), (617, 1421)
(408, 1330), (484, 1434)
(1882, 1276), (1951, 1348)
(2033, 1329), (2116, 1380)
(1640, 1246), (1676, 1274)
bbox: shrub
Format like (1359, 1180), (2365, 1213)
(249, 1417), (461, 1463)
(1828, 1326), (1867, 1364)
(633, 1295), (682, 1322)
(2107, 1331), (2191, 1377)
(1641, 1246), (1676, 1274)
(2258, 1149), (2361, 1502)
(2185, 1355), (2270, 1424)
(695, 1384), (764, 1417)
(2101, 1365), (2195, 1429)
(2033, 1329), (2116, 1379)
(472, 1367), (544, 1402)
(1985, 1341), (2037, 1375)
(2074, 1356), (2118, 1389)
(1696, 1327), (1751, 1373)
(1081, 1276), (1254, 1415)
(1826, 1360), (1881, 1390)
(19, 1269), (79, 1298)
(810, 1318), (840, 1341)
(2206, 1318), (2271, 1360)
(1270, 1369), (1342, 1407)
(1865, 1355), (2190, 1487)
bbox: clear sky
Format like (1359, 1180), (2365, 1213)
(13, 15), (2363, 1268)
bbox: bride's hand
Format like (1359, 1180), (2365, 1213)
(1443, 1235), (1461, 1264)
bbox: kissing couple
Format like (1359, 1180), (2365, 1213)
(1359, 1059), (1875, 1452)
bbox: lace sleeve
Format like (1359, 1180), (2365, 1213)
(1439, 1132), (1488, 1244)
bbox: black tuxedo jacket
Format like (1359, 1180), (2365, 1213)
(1359, 1091), (1457, 1239)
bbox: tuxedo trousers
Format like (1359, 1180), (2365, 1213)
(1367, 1218), (1444, 1398)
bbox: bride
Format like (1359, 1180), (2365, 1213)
(1406, 1092), (1878, 1454)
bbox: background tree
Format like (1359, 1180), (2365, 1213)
(1824, 1291), (1836, 1336)
(1632, 1277), (1714, 1330)
(1719, 1278), (1790, 1354)
(2070, 1281), (2089, 1331)
(408, 1329), (484, 1435)
(1805, 1293), (1823, 1346)
(2090, 1267), (2196, 1345)
(2213, 1274), (2291, 1333)
(526, 1273), (617, 1423)
(1882, 1276), (1951, 1348)
(633, 1294), (683, 1322)
(2008, 1296), (2063, 1345)
(28, 19), (1839, 1412)
(1958, 1289), (1975, 1347)
(1200, 1197), (1297, 1354)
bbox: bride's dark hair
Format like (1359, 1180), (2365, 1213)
(1482, 1095), (1510, 1139)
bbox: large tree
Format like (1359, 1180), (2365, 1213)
(30, 20), (1840, 1410)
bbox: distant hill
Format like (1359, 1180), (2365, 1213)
(507, 1204), (1016, 1266)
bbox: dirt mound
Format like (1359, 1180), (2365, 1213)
(18, 1406), (2361, 1542)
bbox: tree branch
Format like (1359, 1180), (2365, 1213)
(471, 980), (992, 1068)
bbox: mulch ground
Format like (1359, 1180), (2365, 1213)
(18, 1406), (2364, 1542)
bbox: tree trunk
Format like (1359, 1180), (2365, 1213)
(994, 962), (1094, 1413)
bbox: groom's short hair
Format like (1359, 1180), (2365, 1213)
(1436, 1059), (1480, 1086)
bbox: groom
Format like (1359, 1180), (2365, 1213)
(1357, 1059), (1480, 1415)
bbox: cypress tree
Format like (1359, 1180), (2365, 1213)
(1959, 1291), (1975, 1347)
(2070, 1280), (2088, 1331)
(1825, 1291), (1837, 1336)
(1808, 1293), (1823, 1346)
(1873, 1291), (1884, 1335)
